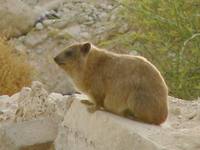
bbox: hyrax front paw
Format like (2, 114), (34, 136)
(80, 99), (94, 105)
(87, 105), (99, 113)
(80, 100), (100, 113)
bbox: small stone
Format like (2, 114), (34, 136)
(129, 50), (139, 56)
(24, 32), (48, 47)
(43, 19), (56, 26)
(178, 115), (182, 119)
(119, 24), (129, 33)
(35, 49), (43, 54)
(173, 107), (181, 116)
(110, 14), (116, 21)
(107, 5), (113, 10)
(196, 109), (200, 120)
(35, 23), (44, 30)
(81, 32), (90, 38)
(100, 12), (108, 19)
(187, 112), (197, 120)
(18, 36), (26, 42)
(0, 110), (3, 115)
(64, 25), (81, 37)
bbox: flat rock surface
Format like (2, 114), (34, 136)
(0, 82), (200, 150)
(55, 96), (200, 150)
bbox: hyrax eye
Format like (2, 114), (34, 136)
(65, 51), (73, 57)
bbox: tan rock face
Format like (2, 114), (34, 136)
(0, 0), (38, 38)
(15, 81), (55, 121)
(0, 129), (17, 150)
(0, 81), (74, 123)
(55, 100), (164, 150)
(15, 81), (74, 122)
(0, 81), (74, 149)
(55, 97), (200, 150)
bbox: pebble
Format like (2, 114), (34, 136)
(35, 22), (44, 30)
(173, 107), (181, 116)
(81, 32), (90, 38)
(0, 110), (3, 115)
(43, 19), (56, 26)
(178, 115), (182, 119)
(107, 5), (113, 10)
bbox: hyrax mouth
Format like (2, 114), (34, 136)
(54, 56), (65, 65)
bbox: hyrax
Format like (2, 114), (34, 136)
(54, 42), (168, 125)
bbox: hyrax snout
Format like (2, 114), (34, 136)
(54, 42), (168, 125)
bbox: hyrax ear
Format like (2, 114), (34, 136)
(81, 42), (91, 55)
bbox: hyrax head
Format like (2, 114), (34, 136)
(54, 42), (91, 75)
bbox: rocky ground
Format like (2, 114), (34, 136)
(1, 0), (200, 150)
(8, 0), (127, 94)
(0, 81), (200, 150)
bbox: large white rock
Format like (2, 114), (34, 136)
(1, 81), (200, 150)
(0, 81), (74, 149)
(15, 81), (74, 121)
(16, 81), (55, 121)
(55, 100), (166, 150)
(0, 117), (59, 149)
(55, 98), (200, 150)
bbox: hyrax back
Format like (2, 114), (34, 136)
(54, 42), (168, 125)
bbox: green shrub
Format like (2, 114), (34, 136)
(0, 38), (33, 95)
(102, 0), (200, 100)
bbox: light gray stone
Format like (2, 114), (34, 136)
(55, 100), (166, 150)
(0, 117), (59, 149)
(0, 95), (9, 100)
(54, 97), (200, 150)
(35, 22), (44, 30)
(24, 32), (48, 47)
(43, 19), (56, 26)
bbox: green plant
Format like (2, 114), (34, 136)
(0, 38), (33, 95)
(103, 0), (200, 100)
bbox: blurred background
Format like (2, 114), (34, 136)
(0, 0), (199, 100)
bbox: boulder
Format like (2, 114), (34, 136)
(0, 0), (38, 38)
(0, 81), (74, 149)
(0, 117), (58, 149)
(55, 98), (200, 150)
(15, 81), (73, 122)
(55, 100), (166, 150)
(1, 81), (200, 150)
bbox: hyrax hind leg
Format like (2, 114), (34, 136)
(126, 94), (153, 124)
(127, 93), (165, 125)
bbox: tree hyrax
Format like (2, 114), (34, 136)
(54, 42), (168, 125)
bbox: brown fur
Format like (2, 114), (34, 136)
(54, 42), (168, 125)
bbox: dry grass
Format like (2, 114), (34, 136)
(0, 38), (32, 95)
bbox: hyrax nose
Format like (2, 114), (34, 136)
(54, 56), (65, 65)
(54, 56), (59, 63)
